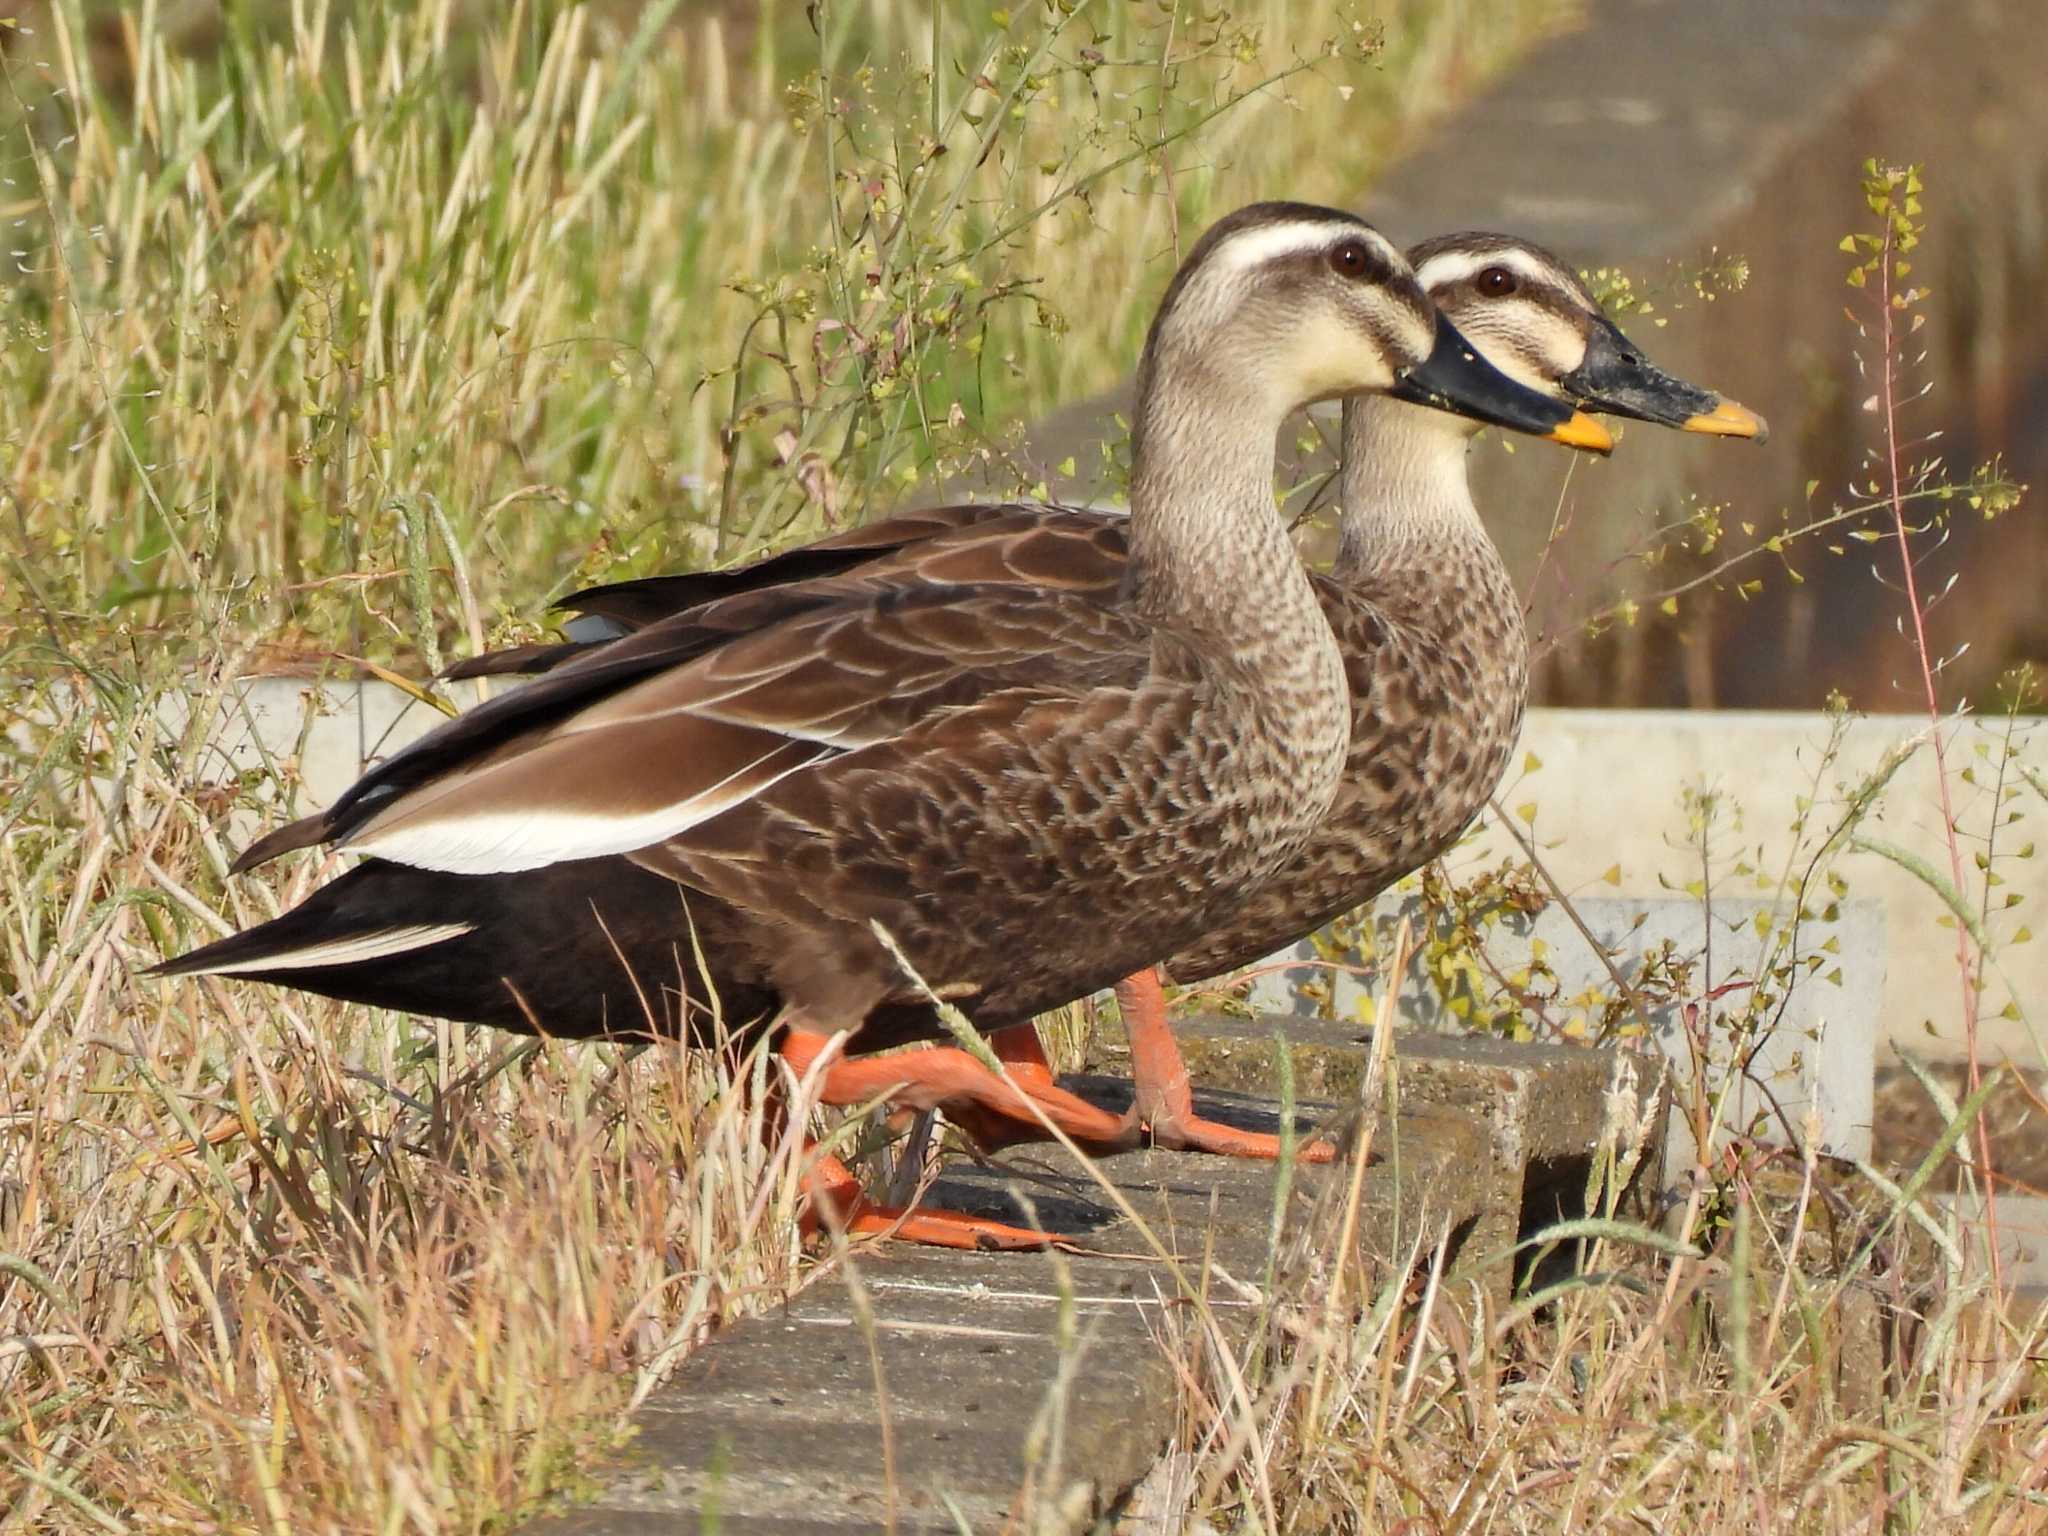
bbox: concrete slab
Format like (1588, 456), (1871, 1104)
(515, 1097), (1490, 1536)
(159, 673), (454, 823)
(1250, 894), (1880, 1165)
(1699, 1272), (1892, 1420)
(1100, 1017), (1657, 1174)
(1093, 1015), (1668, 1290)
(525, 1516), (959, 1536)
(525, 1514), (975, 1536)
(1435, 710), (2036, 1068)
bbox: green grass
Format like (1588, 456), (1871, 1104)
(0, 0), (1569, 673)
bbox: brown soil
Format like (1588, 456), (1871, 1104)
(1872, 1062), (2048, 1194)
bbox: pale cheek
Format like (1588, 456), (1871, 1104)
(1518, 314), (1589, 386)
(1282, 329), (1395, 403)
(1490, 349), (1555, 395)
(1455, 323), (1552, 394)
(1454, 311), (1583, 393)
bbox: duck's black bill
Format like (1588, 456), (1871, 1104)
(1390, 313), (1613, 453)
(1564, 316), (1769, 442)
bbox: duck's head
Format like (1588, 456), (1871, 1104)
(1408, 232), (1768, 443)
(1143, 202), (1611, 451)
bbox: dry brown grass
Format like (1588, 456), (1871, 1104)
(4, 667), (828, 1531)
(58, 9), (2042, 1536)
(1176, 1051), (2048, 1533)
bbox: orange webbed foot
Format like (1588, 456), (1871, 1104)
(801, 1148), (1063, 1251)
(1117, 970), (1338, 1164)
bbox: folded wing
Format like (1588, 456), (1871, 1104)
(245, 572), (1153, 881)
(442, 504), (1131, 681)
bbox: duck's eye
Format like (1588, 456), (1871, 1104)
(1328, 240), (1373, 280)
(1476, 265), (1518, 297)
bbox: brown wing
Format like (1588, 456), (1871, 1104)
(556, 504), (1026, 631)
(441, 503), (1132, 681)
(240, 513), (1134, 873)
(334, 574), (1152, 876)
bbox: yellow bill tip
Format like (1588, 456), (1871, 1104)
(1683, 397), (1769, 443)
(1547, 409), (1615, 456)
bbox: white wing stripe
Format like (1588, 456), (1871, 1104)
(346, 743), (837, 875)
(552, 658), (873, 737)
(192, 922), (478, 976)
(686, 705), (889, 748)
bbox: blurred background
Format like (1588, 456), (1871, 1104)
(8, 0), (2035, 715)
(0, 0), (1567, 684)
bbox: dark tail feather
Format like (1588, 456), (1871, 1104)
(150, 859), (477, 982)
(441, 641), (602, 681)
(554, 541), (916, 631)
(150, 857), (766, 1042)
(228, 808), (340, 874)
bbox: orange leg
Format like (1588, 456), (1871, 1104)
(781, 1027), (1103, 1250)
(1119, 968), (1336, 1163)
(926, 1024), (1140, 1155)
(790, 1024), (1136, 1151)
(799, 1145), (1055, 1252)
(991, 1022), (1055, 1075)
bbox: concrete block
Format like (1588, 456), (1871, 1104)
(1249, 895), (1880, 1167)
(162, 675), (450, 811)
(165, 683), (2036, 1070)
(927, 1084), (1496, 1295)
(1457, 712), (2037, 1068)
(1090, 1016), (1667, 1298)
(523, 1516), (948, 1536)
(1831, 1284), (1887, 1421)
(514, 1097), (1487, 1536)
(1697, 1272), (1891, 1417)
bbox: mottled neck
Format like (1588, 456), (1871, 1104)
(1124, 366), (1330, 654)
(1333, 395), (1495, 578)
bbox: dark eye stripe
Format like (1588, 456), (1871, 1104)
(1327, 237), (1396, 286)
(1460, 272), (1587, 325)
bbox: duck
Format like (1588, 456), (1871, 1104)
(425, 231), (1766, 1165)
(157, 203), (1606, 1249)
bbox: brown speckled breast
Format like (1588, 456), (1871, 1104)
(1162, 541), (1528, 982)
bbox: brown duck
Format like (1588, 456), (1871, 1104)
(421, 232), (1766, 1163)
(158, 205), (1603, 1247)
